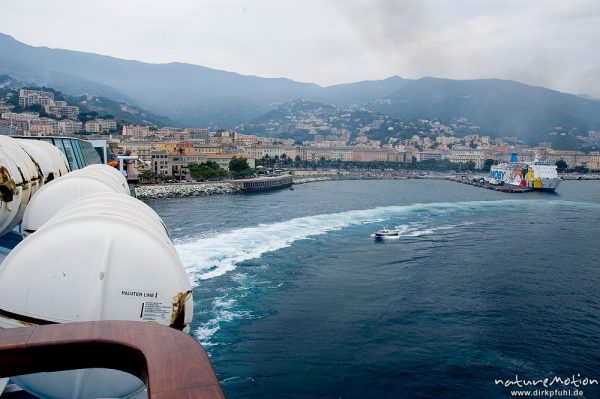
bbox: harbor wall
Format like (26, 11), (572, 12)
(135, 183), (240, 199)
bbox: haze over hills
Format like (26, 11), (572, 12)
(2, 32), (600, 146)
(0, 33), (321, 128)
(0, 74), (176, 127)
(369, 78), (600, 145)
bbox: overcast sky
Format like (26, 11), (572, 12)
(1, 0), (599, 96)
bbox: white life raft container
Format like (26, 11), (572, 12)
(17, 139), (69, 183)
(68, 163), (130, 195)
(50, 192), (171, 242)
(0, 192), (192, 399)
(21, 165), (130, 236)
(0, 137), (44, 235)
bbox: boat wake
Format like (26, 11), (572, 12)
(195, 295), (253, 344)
(369, 222), (474, 239)
(179, 199), (594, 344)
(175, 199), (555, 284)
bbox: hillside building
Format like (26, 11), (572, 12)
(122, 124), (150, 139)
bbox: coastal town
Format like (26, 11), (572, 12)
(2, 87), (600, 182)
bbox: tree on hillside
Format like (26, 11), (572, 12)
(189, 161), (228, 181)
(229, 157), (254, 178)
(555, 159), (568, 172)
(229, 157), (249, 172)
(280, 153), (289, 167)
(259, 154), (271, 168)
(483, 159), (496, 172)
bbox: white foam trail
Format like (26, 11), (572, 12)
(195, 294), (253, 343)
(196, 325), (220, 343)
(181, 199), (595, 343)
(405, 229), (434, 237)
(177, 206), (398, 283)
(175, 199), (547, 284)
(401, 222), (475, 237)
(371, 222), (471, 239)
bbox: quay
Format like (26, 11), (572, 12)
(449, 176), (534, 193)
(235, 174), (293, 192)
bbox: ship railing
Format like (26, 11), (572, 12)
(0, 320), (226, 399)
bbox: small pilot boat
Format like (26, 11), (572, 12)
(374, 226), (400, 238)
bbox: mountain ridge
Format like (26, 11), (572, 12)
(2, 32), (600, 146)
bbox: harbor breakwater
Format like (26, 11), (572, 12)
(136, 177), (331, 199)
(135, 173), (469, 199)
(135, 182), (240, 199)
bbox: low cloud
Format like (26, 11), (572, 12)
(0, 0), (599, 96)
(334, 0), (600, 95)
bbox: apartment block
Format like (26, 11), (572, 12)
(416, 151), (449, 162)
(1, 112), (39, 122)
(326, 148), (352, 162)
(18, 89), (54, 107)
(122, 125), (150, 139)
(449, 151), (485, 169)
(171, 130), (190, 141)
(387, 151), (407, 162)
(185, 128), (210, 141)
(85, 120), (102, 133)
(0, 120), (17, 136)
(244, 145), (298, 161)
(588, 153), (600, 170)
(44, 102), (80, 120)
(545, 150), (593, 168)
(86, 119), (117, 133)
(300, 147), (354, 162)
(28, 118), (57, 135)
(100, 119), (117, 131)
(352, 149), (390, 162)
(121, 141), (154, 163)
(58, 119), (83, 136)
(151, 150), (170, 176)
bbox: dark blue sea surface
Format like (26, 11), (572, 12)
(148, 180), (600, 398)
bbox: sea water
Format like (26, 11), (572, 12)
(148, 179), (600, 398)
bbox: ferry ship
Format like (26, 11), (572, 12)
(489, 156), (561, 192)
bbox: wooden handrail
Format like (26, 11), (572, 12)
(0, 320), (226, 399)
